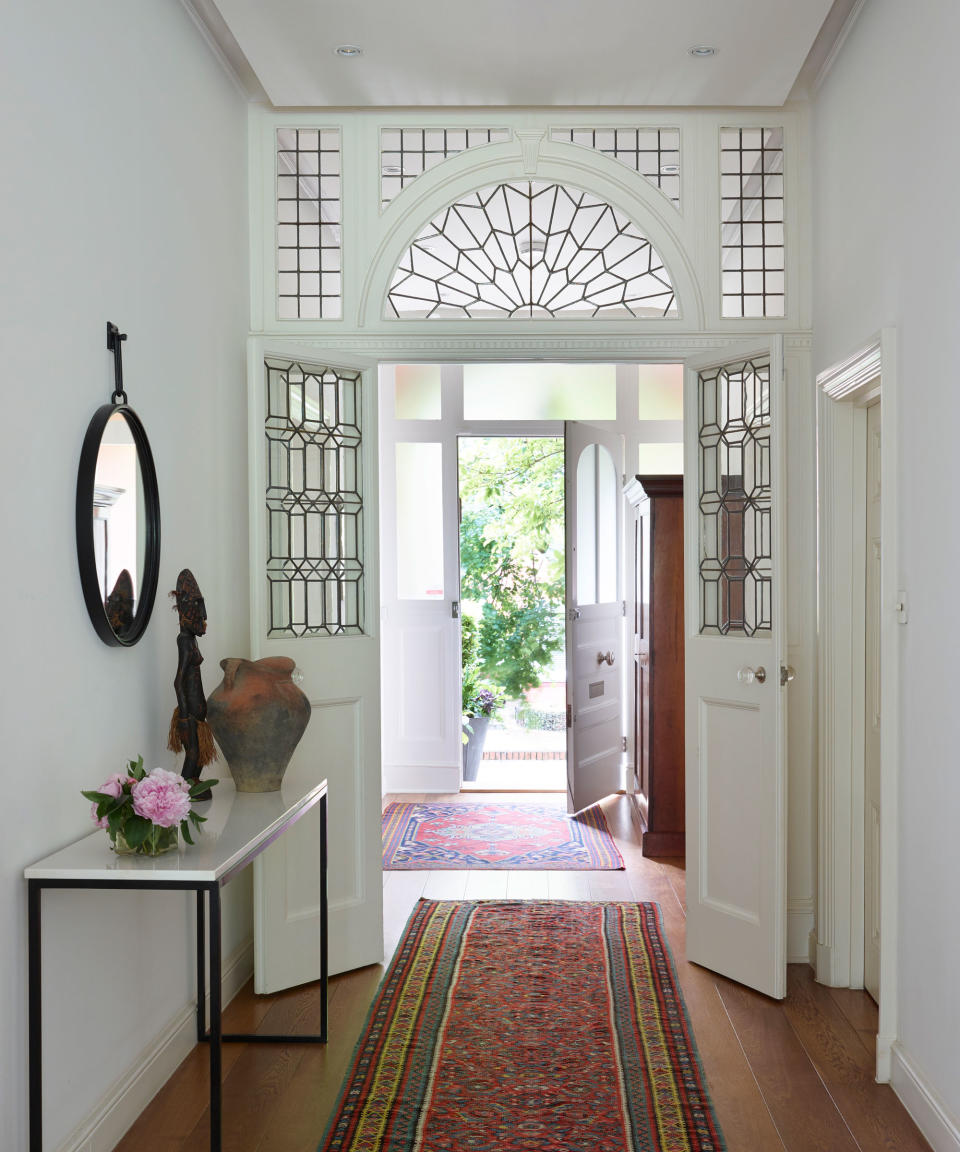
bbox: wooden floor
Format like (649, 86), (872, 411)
(117, 793), (929, 1152)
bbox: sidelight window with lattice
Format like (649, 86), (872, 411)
(698, 356), (771, 635)
(265, 358), (364, 636)
(387, 180), (677, 319)
(720, 128), (785, 318)
(276, 128), (342, 320)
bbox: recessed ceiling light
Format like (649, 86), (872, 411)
(688, 45), (717, 57)
(334, 44), (364, 58)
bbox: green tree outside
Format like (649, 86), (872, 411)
(458, 437), (565, 702)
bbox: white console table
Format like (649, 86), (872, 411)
(25, 778), (328, 1152)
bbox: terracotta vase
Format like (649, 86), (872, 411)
(206, 657), (311, 792)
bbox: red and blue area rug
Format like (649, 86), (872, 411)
(320, 899), (725, 1152)
(382, 801), (624, 870)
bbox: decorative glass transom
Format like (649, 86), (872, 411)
(551, 128), (681, 207)
(387, 181), (677, 319)
(276, 128), (342, 320)
(720, 128), (784, 318)
(381, 127), (510, 208)
(698, 356), (771, 635)
(265, 359), (363, 636)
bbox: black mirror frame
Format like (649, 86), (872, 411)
(76, 402), (161, 646)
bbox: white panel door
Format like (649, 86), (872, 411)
(249, 346), (383, 991)
(565, 421), (625, 814)
(684, 339), (788, 1000)
(864, 399), (882, 1002)
(379, 433), (461, 787)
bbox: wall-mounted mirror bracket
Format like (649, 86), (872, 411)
(107, 321), (128, 405)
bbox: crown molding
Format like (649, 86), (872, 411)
(180, 0), (269, 103)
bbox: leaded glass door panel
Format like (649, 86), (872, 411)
(250, 346), (383, 991)
(683, 339), (788, 1000)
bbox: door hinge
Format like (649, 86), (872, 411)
(622, 735), (628, 753)
(451, 600), (460, 618)
(567, 608), (581, 622)
(622, 600), (627, 616)
(566, 703), (573, 728)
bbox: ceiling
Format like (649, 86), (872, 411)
(198, 0), (855, 109)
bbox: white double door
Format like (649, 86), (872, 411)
(247, 346), (792, 1005)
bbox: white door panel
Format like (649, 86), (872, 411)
(684, 339), (788, 1000)
(250, 345), (383, 991)
(382, 604), (460, 765)
(565, 422), (625, 814)
(379, 381), (462, 783)
(864, 400), (882, 1002)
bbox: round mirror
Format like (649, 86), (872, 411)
(76, 403), (160, 645)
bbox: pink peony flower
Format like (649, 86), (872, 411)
(99, 773), (126, 798)
(90, 803), (109, 830)
(131, 768), (191, 828)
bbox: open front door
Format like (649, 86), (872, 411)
(250, 346), (383, 992)
(684, 338), (788, 999)
(564, 421), (625, 814)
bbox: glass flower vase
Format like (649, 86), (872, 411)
(111, 825), (179, 856)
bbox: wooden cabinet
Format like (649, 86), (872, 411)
(625, 475), (685, 856)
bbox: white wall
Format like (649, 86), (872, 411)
(0, 2), (250, 1148)
(812, 0), (960, 1136)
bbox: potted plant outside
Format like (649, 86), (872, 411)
(462, 681), (504, 782)
(461, 614), (504, 782)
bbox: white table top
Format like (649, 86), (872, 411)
(24, 777), (327, 884)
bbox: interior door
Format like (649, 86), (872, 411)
(863, 399), (882, 1002)
(250, 346), (383, 992)
(564, 421), (625, 814)
(684, 338), (788, 1000)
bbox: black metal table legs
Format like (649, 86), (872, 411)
(27, 795), (327, 1152)
(28, 879), (42, 1152)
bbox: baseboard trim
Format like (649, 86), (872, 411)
(787, 902), (815, 964)
(890, 1043), (960, 1152)
(57, 939), (254, 1152)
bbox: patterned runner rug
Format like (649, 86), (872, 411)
(382, 801), (624, 870)
(320, 899), (725, 1152)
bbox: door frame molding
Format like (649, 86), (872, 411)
(815, 327), (899, 1081)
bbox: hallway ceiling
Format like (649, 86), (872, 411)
(203, 0), (851, 108)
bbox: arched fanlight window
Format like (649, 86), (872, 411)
(386, 181), (678, 320)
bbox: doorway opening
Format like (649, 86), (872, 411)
(458, 435), (566, 792)
(378, 360), (684, 803)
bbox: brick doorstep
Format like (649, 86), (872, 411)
(482, 750), (565, 760)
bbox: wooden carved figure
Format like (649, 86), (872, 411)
(167, 568), (217, 794)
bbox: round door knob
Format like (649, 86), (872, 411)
(738, 665), (766, 684)
(597, 651), (615, 666)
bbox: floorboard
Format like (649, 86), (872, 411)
(115, 792), (929, 1152)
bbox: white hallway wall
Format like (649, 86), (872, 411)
(812, 0), (960, 1139)
(0, 3), (250, 1148)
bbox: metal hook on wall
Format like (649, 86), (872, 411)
(106, 321), (128, 405)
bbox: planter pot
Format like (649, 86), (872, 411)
(462, 715), (490, 782)
(206, 657), (311, 793)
